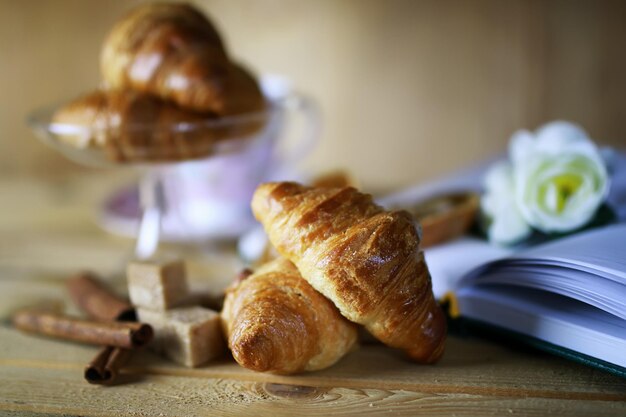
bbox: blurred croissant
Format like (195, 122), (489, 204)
(221, 257), (358, 374)
(252, 182), (447, 363)
(101, 3), (265, 115)
(51, 90), (218, 162)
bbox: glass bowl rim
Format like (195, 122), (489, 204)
(27, 96), (279, 136)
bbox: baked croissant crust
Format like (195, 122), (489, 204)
(251, 182), (447, 363)
(52, 90), (219, 162)
(101, 3), (264, 115)
(221, 257), (358, 374)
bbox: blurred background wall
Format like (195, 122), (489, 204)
(0, 0), (624, 189)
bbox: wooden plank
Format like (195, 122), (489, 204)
(2, 327), (625, 401)
(0, 365), (625, 417)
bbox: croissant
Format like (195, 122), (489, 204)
(101, 3), (265, 115)
(251, 182), (447, 363)
(221, 257), (358, 374)
(51, 89), (219, 162)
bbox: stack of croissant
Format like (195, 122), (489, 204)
(221, 181), (447, 374)
(53, 3), (265, 162)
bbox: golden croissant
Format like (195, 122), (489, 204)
(52, 89), (220, 162)
(101, 3), (265, 115)
(252, 182), (447, 363)
(221, 257), (358, 374)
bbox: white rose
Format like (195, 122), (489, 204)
(481, 161), (532, 245)
(510, 121), (609, 233)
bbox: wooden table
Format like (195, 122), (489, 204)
(1, 174), (625, 416)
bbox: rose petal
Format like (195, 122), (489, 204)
(509, 130), (535, 166)
(485, 193), (531, 245)
(534, 121), (596, 156)
(481, 165), (531, 245)
(484, 161), (514, 193)
(515, 153), (608, 232)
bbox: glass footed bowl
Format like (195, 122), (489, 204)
(27, 92), (317, 259)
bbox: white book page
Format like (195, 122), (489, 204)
(424, 238), (512, 298)
(513, 224), (626, 283)
(458, 225), (626, 317)
(466, 267), (626, 319)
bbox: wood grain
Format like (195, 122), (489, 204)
(0, 364), (624, 417)
(2, 326), (625, 400)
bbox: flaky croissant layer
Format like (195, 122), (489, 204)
(221, 258), (357, 374)
(252, 182), (447, 363)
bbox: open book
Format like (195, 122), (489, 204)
(425, 225), (626, 377)
(379, 154), (626, 377)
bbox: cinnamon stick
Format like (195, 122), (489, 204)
(66, 273), (139, 385)
(12, 310), (153, 349)
(85, 346), (114, 383)
(85, 346), (132, 385)
(67, 272), (135, 322)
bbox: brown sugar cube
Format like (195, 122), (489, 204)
(127, 260), (189, 311)
(137, 306), (225, 367)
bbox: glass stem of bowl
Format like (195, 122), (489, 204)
(135, 169), (166, 259)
